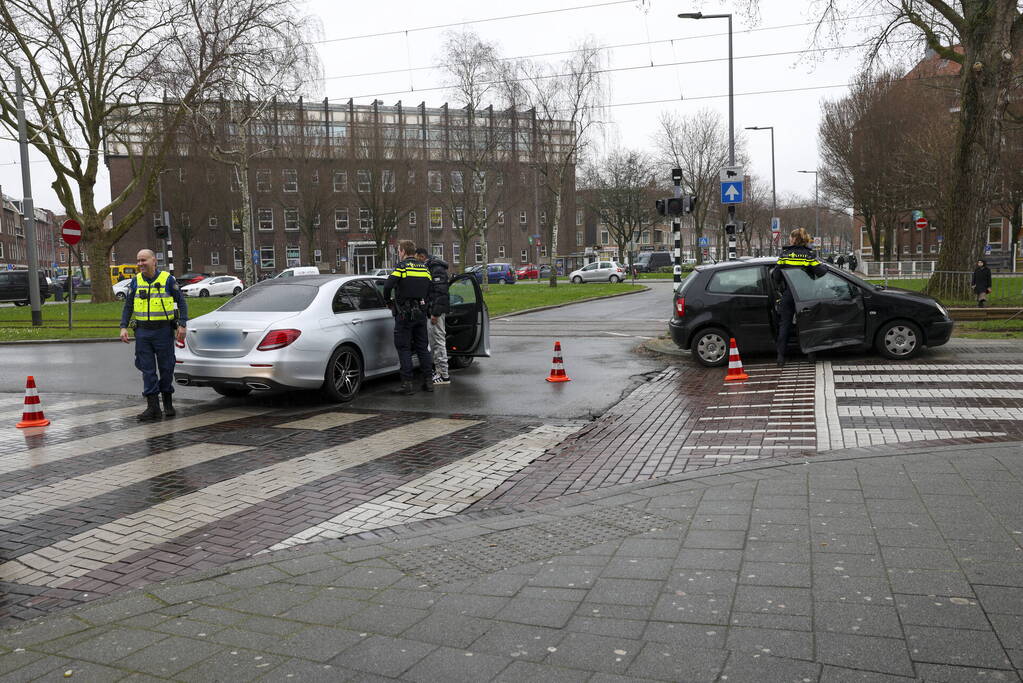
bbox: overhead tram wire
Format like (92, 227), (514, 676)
(322, 11), (889, 82)
(325, 38), (915, 103)
(313, 0), (635, 45)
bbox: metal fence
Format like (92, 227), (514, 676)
(860, 261), (937, 277)
(873, 271), (1023, 307)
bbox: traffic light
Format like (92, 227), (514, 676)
(154, 224), (169, 239)
(655, 195), (697, 217)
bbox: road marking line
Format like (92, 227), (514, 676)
(832, 364), (1023, 372)
(835, 375), (1023, 383)
(0, 418), (477, 587)
(268, 422), (584, 549)
(0, 407), (275, 473)
(0, 443), (252, 524)
(275, 412), (377, 430)
(836, 389), (1023, 399)
(763, 436), (816, 440)
(837, 406), (1023, 420)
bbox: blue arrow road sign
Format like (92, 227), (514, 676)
(720, 180), (744, 204)
(698, 237), (709, 247)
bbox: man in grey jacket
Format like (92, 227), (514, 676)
(415, 248), (451, 385)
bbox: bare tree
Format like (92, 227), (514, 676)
(272, 135), (337, 268)
(738, 175), (772, 256)
(351, 156), (417, 268)
(516, 39), (606, 287)
(581, 149), (658, 265)
(654, 108), (747, 265)
(0, 0), (319, 301)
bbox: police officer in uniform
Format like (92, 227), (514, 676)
(119, 249), (188, 420)
(383, 240), (434, 395)
(771, 228), (826, 367)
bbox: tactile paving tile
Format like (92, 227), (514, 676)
(388, 509), (677, 585)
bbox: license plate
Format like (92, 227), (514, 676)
(202, 330), (241, 347)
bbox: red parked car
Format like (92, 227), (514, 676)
(515, 264), (552, 280)
(177, 272), (212, 285)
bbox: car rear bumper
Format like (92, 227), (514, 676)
(174, 351), (325, 391)
(924, 319), (954, 347)
(668, 318), (689, 349)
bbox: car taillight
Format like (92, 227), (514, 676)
(675, 296), (685, 316)
(257, 329), (302, 351)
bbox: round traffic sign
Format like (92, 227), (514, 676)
(915, 217), (928, 230)
(61, 219), (82, 245)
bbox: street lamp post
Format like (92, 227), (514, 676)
(679, 11), (735, 258)
(798, 169), (819, 245)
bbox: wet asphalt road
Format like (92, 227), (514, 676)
(0, 282), (675, 420)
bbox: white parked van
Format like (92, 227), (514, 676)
(274, 266), (320, 278)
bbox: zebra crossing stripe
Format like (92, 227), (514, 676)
(832, 364), (1023, 372)
(835, 389), (1023, 399)
(0, 443), (253, 525)
(0, 399), (112, 424)
(0, 407), (273, 472)
(837, 406), (1023, 420)
(0, 405), (150, 435)
(0, 417), (476, 587)
(274, 411), (376, 430)
(268, 422), (584, 550)
(834, 375), (1023, 383)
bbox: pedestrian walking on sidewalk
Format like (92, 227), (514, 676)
(972, 259), (992, 308)
(415, 247), (451, 386)
(119, 249), (188, 420)
(383, 240), (434, 396)
(771, 228), (827, 367)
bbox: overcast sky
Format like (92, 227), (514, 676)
(0, 0), (922, 216)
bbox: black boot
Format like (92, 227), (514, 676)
(392, 380), (414, 396)
(161, 392), (176, 417)
(421, 377), (435, 393)
(776, 355), (786, 368)
(137, 394), (162, 421)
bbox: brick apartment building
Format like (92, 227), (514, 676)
(107, 100), (587, 278)
(0, 191), (62, 275)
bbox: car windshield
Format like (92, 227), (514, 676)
(218, 283), (319, 312)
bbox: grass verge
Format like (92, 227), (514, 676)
(952, 318), (1023, 339)
(0, 284), (644, 342)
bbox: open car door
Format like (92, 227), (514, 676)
(447, 274), (491, 359)
(781, 268), (866, 353)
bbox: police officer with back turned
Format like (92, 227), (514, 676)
(383, 240), (434, 396)
(771, 228), (826, 367)
(119, 249), (188, 420)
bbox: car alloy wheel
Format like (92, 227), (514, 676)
(498, 278), (507, 284)
(694, 327), (729, 367)
(572, 276), (583, 284)
(324, 345), (363, 402)
(232, 287), (241, 295)
(116, 292), (126, 300)
(199, 289), (209, 297)
(878, 321), (920, 359)
(609, 275), (620, 283)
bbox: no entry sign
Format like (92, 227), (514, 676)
(61, 219), (82, 245)
(915, 217), (928, 230)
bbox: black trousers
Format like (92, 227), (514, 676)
(394, 316), (433, 381)
(776, 292), (795, 360)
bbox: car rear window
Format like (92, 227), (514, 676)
(706, 267), (767, 295)
(674, 271), (697, 296)
(218, 283), (318, 312)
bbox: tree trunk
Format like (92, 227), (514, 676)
(236, 159), (255, 284)
(928, 1), (1016, 296)
(86, 232), (114, 303)
(548, 189), (561, 288)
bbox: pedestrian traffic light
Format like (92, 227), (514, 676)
(655, 195), (697, 217)
(154, 224), (169, 239)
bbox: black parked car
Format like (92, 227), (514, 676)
(0, 270), (50, 306)
(669, 258), (954, 366)
(57, 275), (91, 297)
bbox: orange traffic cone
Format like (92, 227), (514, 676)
(723, 338), (749, 382)
(16, 376), (50, 428)
(545, 341), (572, 383)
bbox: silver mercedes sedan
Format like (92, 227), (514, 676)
(174, 274), (489, 402)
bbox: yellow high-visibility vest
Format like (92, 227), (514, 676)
(133, 271), (175, 322)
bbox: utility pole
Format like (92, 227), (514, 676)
(15, 67), (42, 326)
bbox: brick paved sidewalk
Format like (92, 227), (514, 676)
(2, 441), (1021, 682)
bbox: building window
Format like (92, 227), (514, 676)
(519, 211), (527, 226)
(902, 245), (909, 254)
(284, 208), (299, 231)
(334, 208), (349, 231)
(576, 231), (584, 246)
(408, 210), (417, 226)
(600, 230), (609, 245)
(428, 170), (442, 192)
(185, 257), (193, 271)
(576, 209), (584, 226)
(915, 244), (923, 254)
(152, 212), (161, 227)
(282, 169), (298, 193)
(407, 169), (416, 185)
(454, 206), (465, 227)
(357, 169), (371, 193)
(381, 169), (395, 192)
(497, 211), (505, 225)
(233, 248), (243, 269)
(472, 171), (485, 194)
(314, 249), (322, 262)
(311, 169), (319, 185)
(930, 244), (937, 253)
(59, 250), (66, 263)
(498, 245), (505, 258)
(259, 245), (275, 269)
(286, 246), (300, 266)
(541, 246), (547, 257)
(452, 243), (460, 264)
(520, 249), (527, 263)
(180, 213), (190, 228)
(231, 210), (241, 232)
(210, 251), (220, 266)
(475, 243), (484, 263)
(312, 213), (320, 227)
(208, 216), (218, 228)
(359, 208), (372, 230)
(336, 248), (345, 267)
(430, 207), (442, 229)
(988, 218), (1003, 248)
(654, 229), (663, 243)
(451, 171), (464, 193)
(256, 169), (271, 192)
(432, 243), (443, 258)
(206, 169), (217, 184)
(230, 171), (240, 193)
(333, 170), (347, 192)
(540, 211), (547, 225)
(642, 231), (651, 245)
(257, 208), (273, 231)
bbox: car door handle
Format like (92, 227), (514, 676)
(350, 318), (363, 325)
(800, 308), (811, 313)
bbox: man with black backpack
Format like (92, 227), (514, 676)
(415, 247), (451, 386)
